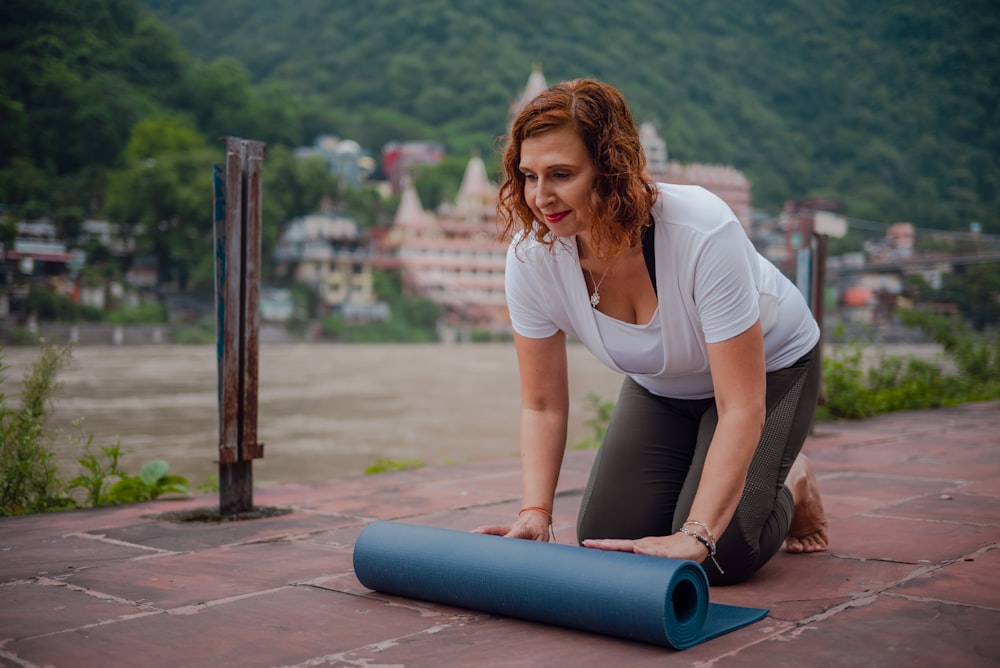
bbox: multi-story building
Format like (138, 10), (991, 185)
(639, 122), (753, 230)
(381, 154), (509, 333)
(381, 141), (446, 195)
(273, 204), (386, 320)
(294, 135), (377, 187)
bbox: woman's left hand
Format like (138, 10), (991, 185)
(583, 532), (708, 563)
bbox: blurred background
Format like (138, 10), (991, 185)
(0, 1), (997, 490)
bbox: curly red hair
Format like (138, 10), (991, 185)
(497, 78), (658, 260)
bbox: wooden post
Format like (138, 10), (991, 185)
(811, 231), (828, 406)
(810, 210), (847, 408)
(213, 137), (266, 516)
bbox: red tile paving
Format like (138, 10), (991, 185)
(1, 401), (998, 667)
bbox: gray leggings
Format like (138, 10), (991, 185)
(577, 344), (821, 585)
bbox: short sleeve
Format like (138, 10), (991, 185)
(505, 242), (560, 339)
(692, 220), (760, 343)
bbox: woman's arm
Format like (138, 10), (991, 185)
(684, 319), (766, 541)
(475, 330), (569, 540)
(585, 321), (765, 560)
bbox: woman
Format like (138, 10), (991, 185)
(475, 78), (828, 585)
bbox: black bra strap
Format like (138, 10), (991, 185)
(641, 217), (656, 296)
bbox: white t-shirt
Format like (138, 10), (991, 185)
(505, 183), (820, 399)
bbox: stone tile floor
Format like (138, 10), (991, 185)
(1, 401), (998, 667)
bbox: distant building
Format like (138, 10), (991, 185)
(381, 141), (446, 194)
(295, 135), (376, 186)
(639, 122), (753, 230)
(380, 153), (508, 333)
(79, 219), (136, 256)
(866, 222), (916, 262)
(260, 287), (295, 323)
(4, 219), (73, 268)
(508, 64), (549, 130)
(273, 208), (384, 318)
(777, 199), (841, 274)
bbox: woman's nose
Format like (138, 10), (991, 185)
(534, 179), (554, 208)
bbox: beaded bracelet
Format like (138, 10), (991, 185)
(682, 520), (717, 545)
(679, 527), (725, 574)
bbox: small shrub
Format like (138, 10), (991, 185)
(1, 344), (195, 516)
(68, 431), (125, 507)
(105, 459), (192, 504)
(0, 343), (76, 515)
(69, 438), (191, 506)
(820, 311), (1000, 420)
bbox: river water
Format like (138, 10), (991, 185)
(1, 343), (624, 488)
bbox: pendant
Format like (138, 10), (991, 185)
(590, 291), (600, 308)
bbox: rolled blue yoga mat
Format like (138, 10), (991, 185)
(353, 521), (768, 649)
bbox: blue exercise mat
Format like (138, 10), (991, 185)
(353, 521), (768, 649)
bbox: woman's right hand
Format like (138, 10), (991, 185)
(473, 509), (552, 541)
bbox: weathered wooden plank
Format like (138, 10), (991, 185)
(219, 138), (245, 465)
(241, 140), (265, 460)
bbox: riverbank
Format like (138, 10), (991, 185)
(0, 342), (625, 487)
(0, 340), (957, 488)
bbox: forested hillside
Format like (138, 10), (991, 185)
(143, 0), (999, 231)
(1, 0), (997, 236)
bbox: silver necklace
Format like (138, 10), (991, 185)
(587, 264), (611, 308)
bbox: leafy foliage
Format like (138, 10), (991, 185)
(818, 314), (1000, 420)
(571, 392), (616, 450)
(2, 0), (997, 236)
(142, 0), (1000, 232)
(0, 343), (75, 515)
(0, 343), (194, 516)
(69, 437), (192, 506)
(897, 309), (1000, 385)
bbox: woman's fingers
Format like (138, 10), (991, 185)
(472, 524), (512, 536)
(582, 538), (636, 552)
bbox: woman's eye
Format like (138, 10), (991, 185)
(524, 174), (537, 182)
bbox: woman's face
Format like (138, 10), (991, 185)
(519, 125), (597, 240)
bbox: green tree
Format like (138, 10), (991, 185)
(123, 116), (206, 164)
(104, 120), (218, 290)
(940, 263), (1000, 330)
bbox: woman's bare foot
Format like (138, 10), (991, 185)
(784, 454), (829, 553)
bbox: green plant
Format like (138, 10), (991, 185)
(197, 474), (220, 493)
(572, 392), (616, 450)
(69, 435), (191, 506)
(107, 302), (168, 325)
(819, 312), (1000, 421)
(364, 457), (424, 475)
(1, 344), (197, 515)
(68, 432), (126, 507)
(899, 310), (1000, 386)
(104, 459), (192, 504)
(0, 343), (76, 515)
